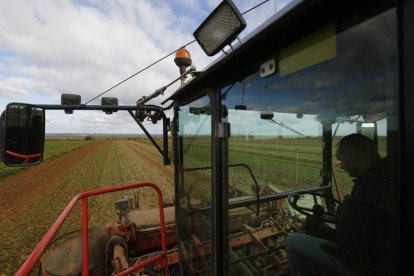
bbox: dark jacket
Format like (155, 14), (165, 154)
(335, 158), (397, 273)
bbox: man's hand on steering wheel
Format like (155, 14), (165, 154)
(287, 192), (340, 224)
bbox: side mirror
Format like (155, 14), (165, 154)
(0, 103), (45, 166)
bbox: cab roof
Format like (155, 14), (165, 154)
(166, 0), (396, 120)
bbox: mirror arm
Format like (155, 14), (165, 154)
(39, 104), (171, 165)
(128, 109), (171, 165)
(38, 104), (138, 111)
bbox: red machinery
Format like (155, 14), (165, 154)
(20, 182), (297, 276)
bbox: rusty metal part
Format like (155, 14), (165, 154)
(264, 185), (287, 209)
(229, 248), (255, 276)
(40, 192), (293, 275)
(41, 227), (110, 276)
(109, 222), (137, 244)
(113, 244), (128, 273)
(134, 224), (177, 254)
(105, 235), (128, 274)
(128, 206), (175, 227)
(192, 234), (208, 268)
(243, 222), (289, 271)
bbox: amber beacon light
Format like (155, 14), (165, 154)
(174, 48), (192, 75)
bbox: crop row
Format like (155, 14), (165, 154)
(0, 140), (92, 179)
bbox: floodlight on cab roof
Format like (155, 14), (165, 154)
(193, 0), (246, 56)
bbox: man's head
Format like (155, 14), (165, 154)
(335, 133), (381, 177)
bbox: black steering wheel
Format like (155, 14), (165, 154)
(287, 192), (341, 224)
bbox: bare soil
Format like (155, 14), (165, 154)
(0, 142), (103, 218)
(0, 140), (173, 275)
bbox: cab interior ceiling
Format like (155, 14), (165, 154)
(171, 0), (395, 121)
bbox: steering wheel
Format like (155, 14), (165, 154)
(287, 192), (341, 224)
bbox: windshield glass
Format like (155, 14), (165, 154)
(175, 4), (398, 275)
(225, 108), (322, 194)
(222, 7), (397, 198)
(176, 95), (213, 274)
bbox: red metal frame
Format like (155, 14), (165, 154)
(5, 150), (42, 164)
(134, 223), (177, 253)
(16, 182), (169, 276)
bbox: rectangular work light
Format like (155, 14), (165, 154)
(101, 97), (118, 114)
(194, 0), (246, 56)
(61, 94), (81, 114)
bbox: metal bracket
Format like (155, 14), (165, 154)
(215, 122), (230, 138)
(260, 58), (276, 78)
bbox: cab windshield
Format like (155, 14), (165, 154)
(175, 4), (398, 275)
(223, 7), (396, 197)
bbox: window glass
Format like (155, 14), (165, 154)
(223, 7), (398, 275)
(223, 7), (397, 197)
(176, 95), (213, 274)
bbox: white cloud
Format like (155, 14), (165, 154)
(0, 78), (29, 98)
(0, 0), (286, 133)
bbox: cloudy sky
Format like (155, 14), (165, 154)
(0, 0), (293, 134)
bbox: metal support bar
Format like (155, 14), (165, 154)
(137, 87), (167, 106)
(322, 123), (336, 213)
(162, 117), (171, 165)
(128, 110), (163, 155)
(39, 104), (137, 111)
(128, 110), (171, 165)
(160, 66), (197, 105)
(139, 65), (196, 106)
(82, 198), (89, 276)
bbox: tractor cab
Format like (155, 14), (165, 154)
(169, 0), (401, 274)
(0, 0), (409, 275)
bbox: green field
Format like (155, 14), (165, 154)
(0, 140), (92, 179)
(182, 136), (387, 199)
(0, 139), (173, 274)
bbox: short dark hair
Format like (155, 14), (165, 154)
(336, 133), (378, 156)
